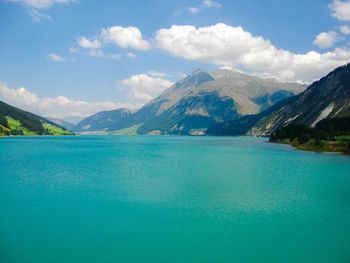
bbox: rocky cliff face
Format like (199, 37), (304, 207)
(251, 63), (350, 135)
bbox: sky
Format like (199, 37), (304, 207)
(0, 0), (350, 123)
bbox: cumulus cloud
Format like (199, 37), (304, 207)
(100, 26), (151, 51)
(77, 36), (102, 49)
(313, 31), (340, 48)
(8, 0), (75, 8)
(120, 74), (173, 103)
(0, 83), (135, 120)
(155, 23), (350, 82)
(47, 53), (65, 62)
(340, 25), (350, 34)
(75, 26), (150, 58)
(330, 0), (350, 21)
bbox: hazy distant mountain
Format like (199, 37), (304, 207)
(75, 68), (305, 134)
(207, 63), (350, 136)
(48, 118), (75, 130)
(74, 108), (135, 132)
(0, 100), (73, 136)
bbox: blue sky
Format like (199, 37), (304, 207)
(0, 0), (350, 122)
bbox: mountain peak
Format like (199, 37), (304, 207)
(191, 68), (206, 75)
(176, 68), (214, 88)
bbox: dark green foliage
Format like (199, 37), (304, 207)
(0, 114), (9, 128)
(0, 101), (46, 133)
(0, 100), (70, 135)
(345, 143), (350, 154)
(315, 117), (350, 135)
(269, 125), (313, 143)
(298, 133), (311, 144)
(11, 129), (24, 136)
(270, 117), (350, 144)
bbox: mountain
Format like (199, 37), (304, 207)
(74, 108), (135, 132)
(207, 63), (350, 136)
(0, 100), (73, 136)
(48, 118), (75, 130)
(76, 68), (304, 134)
(251, 63), (350, 135)
(206, 98), (293, 136)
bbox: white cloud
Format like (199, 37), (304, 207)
(109, 53), (122, 60)
(86, 49), (104, 58)
(185, 0), (222, 14)
(340, 25), (350, 34)
(202, 0), (222, 8)
(85, 49), (122, 60)
(27, 9), (51, 21)
(330, 0), (350, 21)
(69, 47), (78, 53)
(188, 7), (199, 14)
(0, 83), (135, 120)
(100, 26), (151, 51)
(147, 71), (169, 78)
(47, 53), (65, 62)
(120, 74), (173, 103)
(77, 36), (102, 49)
(9, 0), (75, 9)
(126, 52), (136, 58)
(313, 31), (340, 48)
(173, 10), (182, 16)
(147, 70), (186, 80)
(9, 0), (75, 21)
(155, 23), (350, 82)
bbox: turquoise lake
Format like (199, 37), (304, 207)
(1, 136), (350, 262)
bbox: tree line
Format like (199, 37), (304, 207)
(270, 117), (350, 145)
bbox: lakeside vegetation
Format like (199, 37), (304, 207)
(0, 100), (74, 136)
(269, 117), (350, 154)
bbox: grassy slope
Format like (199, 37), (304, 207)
(3, 116), (73, 136)
(111, 124), (141, 135)
(43, 123), (73, 135)
(0, 100), (74, 136)
(6, 116), (37, 135)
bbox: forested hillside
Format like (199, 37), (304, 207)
(0, 100), (74, 136)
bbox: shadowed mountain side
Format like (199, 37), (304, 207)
(74, 68), (304, 134)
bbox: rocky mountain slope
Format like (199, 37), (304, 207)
(207, 63), (350, 136)
(75, 69), (304, 134)
(74, 108), (135, 132)
(48, 118), (75, 130)
(251, 63), (350, 135)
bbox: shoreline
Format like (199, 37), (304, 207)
(271, 139), (350, 156)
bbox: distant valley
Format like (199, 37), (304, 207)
(73, 68), (305, 135)
(2, 64), (349, 140)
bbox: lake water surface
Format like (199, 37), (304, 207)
(1, 136), (350, 262)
